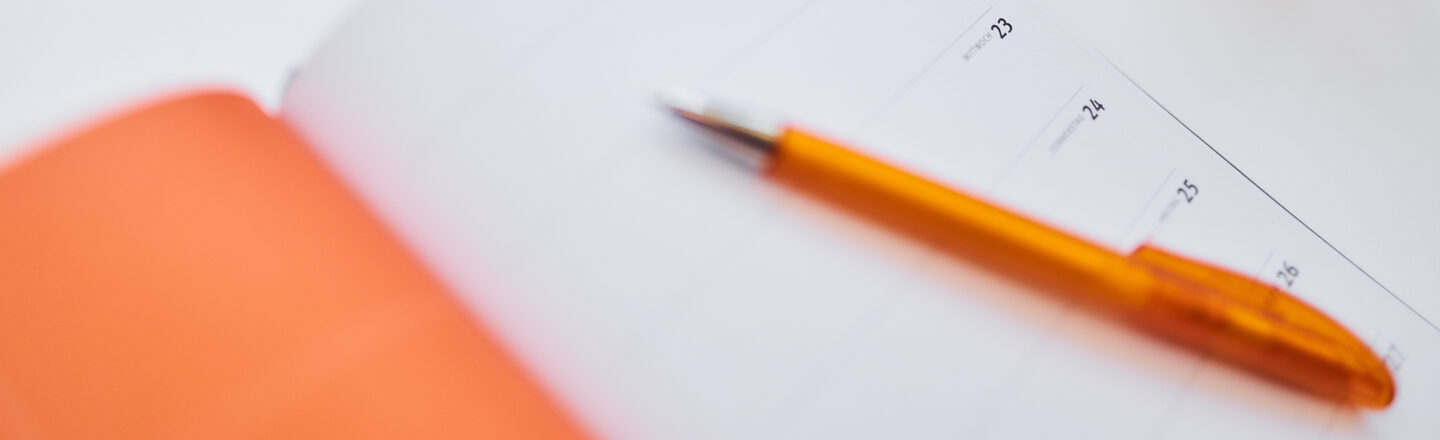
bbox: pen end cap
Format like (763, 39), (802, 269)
(1351, 367), (1396, 409)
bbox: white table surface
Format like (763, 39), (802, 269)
(0, 0), (355, 145)
(1, 0), (1436, 323)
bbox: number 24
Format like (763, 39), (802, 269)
(1082, 99), (1105, 120)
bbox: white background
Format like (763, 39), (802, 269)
(0, 0), (1435, 323)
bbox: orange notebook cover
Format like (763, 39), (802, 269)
(0, 92), (588, 439)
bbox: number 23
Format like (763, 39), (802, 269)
(991, 18), (1013, 39)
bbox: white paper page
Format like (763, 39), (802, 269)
(281, 0), (1440, 438)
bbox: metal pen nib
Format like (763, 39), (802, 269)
(657, 88), (785, 168)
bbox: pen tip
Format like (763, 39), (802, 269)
(654, 87), (707, 117)
(653, 87), (784, 161)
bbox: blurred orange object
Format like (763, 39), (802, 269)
(0, 92), (588, 439)
(770, 127), (1394, 408)
(664, 92), (1394, 408)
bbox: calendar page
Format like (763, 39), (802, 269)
(282, 0), (1440, 437)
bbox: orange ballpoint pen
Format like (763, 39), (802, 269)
(662, 91), (1395, 408)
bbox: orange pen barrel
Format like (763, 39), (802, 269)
(765, 127), (1394, 408)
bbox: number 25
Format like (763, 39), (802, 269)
(1176, 179), (1198, 203)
